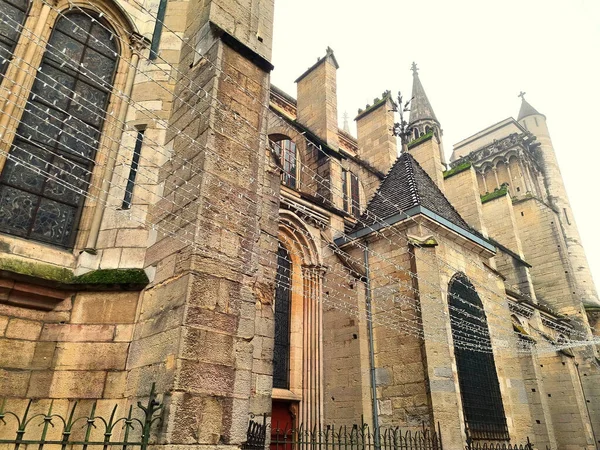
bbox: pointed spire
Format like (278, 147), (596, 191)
(517, 91), (544, 121)
(409, 62), (438, 125)
(342, 111), (350, 133)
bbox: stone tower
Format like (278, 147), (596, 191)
(517, 95), (600, 308)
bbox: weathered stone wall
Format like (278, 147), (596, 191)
(536, 354), (596, 449)
(443, 166), (488, 235)
(513, 197), (579, 315)
(520, 114), (599, 307)
(0, 290), (139, 400)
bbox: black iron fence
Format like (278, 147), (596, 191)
(0, 384), (163, 450)
(465, 437), (533, 450)
(245, 415), (443, 450)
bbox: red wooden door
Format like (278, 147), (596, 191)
(270, 401), (295, 450)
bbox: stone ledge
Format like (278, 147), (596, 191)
(0, 257), (149, 310)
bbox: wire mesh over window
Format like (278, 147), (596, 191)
(271, 139), (297, 189)
(273, 244), (292, 389)
(448, 274), (509, 441)
(0, 11), (118, 247)
(0, 0), (29, 78)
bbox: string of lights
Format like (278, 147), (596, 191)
(0, 4), (592, 356)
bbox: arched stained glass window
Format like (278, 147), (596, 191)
(0, 11), (118, 247)
(273, 243), (292, 389)
(448, 274), (509, 441)
(0, 0), (29, 78)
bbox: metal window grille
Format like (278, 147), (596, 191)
(448, 275), (509, 441)
(273, 244), (292, 389)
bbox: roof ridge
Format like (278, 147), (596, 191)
(402, 153), (421, 205)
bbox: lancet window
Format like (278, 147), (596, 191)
(273, 243), (292, 389)
(448, 274), (509, 441)
(0, 11), (119, 247)
(0, 0), (29, 78)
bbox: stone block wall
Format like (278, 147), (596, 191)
(513, 198), (579, 315)
(443, 166), (487, 235)
(0, 290), (140, 401)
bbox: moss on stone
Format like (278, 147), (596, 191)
(481, 185), (509, 204)
(0, 257), (73, 282)
(407, 131), (434, 149)
(443, 161), (472, 179)
(0, 258), (148, 289)
(355, 92), (391, 120)
(73, 268), (149, 285)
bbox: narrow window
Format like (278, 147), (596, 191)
(122, 129), (144, 209)
(270, 139), (297, 189)
(0, 0), (30, 79)
(0, 12), (118, 247)
(350, 173), (360, 218)
(273, 244), (292, 389)
(342, 168), (349, 212)
(563, 208), (571, 225)
(448, 274), (509, 441)
(534, 117), (539, 127)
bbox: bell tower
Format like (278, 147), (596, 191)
(518, 93), (599, 307)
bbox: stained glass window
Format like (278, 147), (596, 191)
(273, 244), (292, 389)
(0, 0), (29, 78)
(0, 12), (118, 247)
(448, 274), (509, 441)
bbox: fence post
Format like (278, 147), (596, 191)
(137, 383), (163, 450)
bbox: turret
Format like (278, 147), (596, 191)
(518, 93), (599, 307)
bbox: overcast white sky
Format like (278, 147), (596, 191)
(270, 0), (600, 294)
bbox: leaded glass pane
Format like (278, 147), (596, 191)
(0, 0), (28, 78)
(0, 185), (37, 236)
(32, 64), (76, 109)
(70, 80), (107, 126)
(449, 275), (509, 441)
(0, 11), (118, 247)
(1, 144), (50, 193)
(273, 244), (292, 389)
(30, 197), (76, 246)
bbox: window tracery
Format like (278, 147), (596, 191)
(448, 274), (509, 441)
(0, 0), (29, 78)
(0, 11), (118, 247)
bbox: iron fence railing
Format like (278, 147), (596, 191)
(244, 415), (443, 450)
(0, 384), (163, 450)
(465, 437), (534, 450)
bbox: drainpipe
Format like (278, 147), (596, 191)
(364, 242), (380, 441)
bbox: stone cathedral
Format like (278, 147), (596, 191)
(0, 0), (598, 449)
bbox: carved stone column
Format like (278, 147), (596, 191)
(517, 157), (533, 194)
(493, 167), (500, 189)
(301, 264), (326, 428)
(479, 168), (489, 193)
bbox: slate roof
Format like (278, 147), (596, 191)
(408, 66), (438, 125)
(517, 97), (544, 121)
(353, 152), (470, 232)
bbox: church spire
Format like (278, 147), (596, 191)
(406, 63), (446, 167)
(517, 91), (545, 121)
(408, 62), (439, 125)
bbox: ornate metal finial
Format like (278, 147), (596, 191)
(391, 91), (413, 150)
(411, 62), (419, 75)
(518, 91), (526, 100)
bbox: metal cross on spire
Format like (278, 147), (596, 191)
(411, 62), (419, 75)
(518, 91), (526, 100)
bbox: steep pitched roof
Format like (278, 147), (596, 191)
(517, 97), (544, 121)
(354, 152), (470, 232)
(408, 63), (438, 125)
